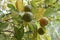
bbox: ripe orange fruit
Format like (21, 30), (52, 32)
(39, 17), (49, 27)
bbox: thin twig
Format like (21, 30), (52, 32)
(2, 30), (14, 33)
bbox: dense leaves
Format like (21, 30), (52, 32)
(0, 0), (60, 40)
(14, 26), (24, 40)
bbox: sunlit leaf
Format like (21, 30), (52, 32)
(0, 11), (4, 18)
(43, 8), (54, 17)
(7, 4), (15, 9)
(35, 8), (46, 20)
(15, 0), (24, 11)
(28, 23), (37, 32)
(31, 0), (37, 14)
(7, 4), (17, 11)
(56, 15), (60, 19)
(0, 11), (3, 14)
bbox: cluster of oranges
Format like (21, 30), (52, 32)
(23, 5), (49, 35)
(15, 0), (49, 35)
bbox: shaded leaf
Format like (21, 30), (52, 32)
(0, 34), (5, 40)
(0, 22), (8, 30)
(45, 0), (57, 5)
(14, 25), (24, 40)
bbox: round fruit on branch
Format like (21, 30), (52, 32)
(39, 17), (49, 27)
(37, 28), (45, 35)
(24, 5), (32, 12)
(22, 12), (32, 22)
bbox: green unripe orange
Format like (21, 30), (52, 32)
(24, 5), (32, 12)
(37, 28), (45, 35)
(22, 12), (32, 22)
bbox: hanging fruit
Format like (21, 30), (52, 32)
(39, 17), (49, 27)
(24, 5), (32, 12)
(22, 12), (32, 22)
(37, 28), (45, 35)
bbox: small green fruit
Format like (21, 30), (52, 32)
(37, 28), (45, 35)
(22, 12), (32, 22)
(24, 5), (32, 12)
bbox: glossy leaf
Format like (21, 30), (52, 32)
(43, 8), (55, 17)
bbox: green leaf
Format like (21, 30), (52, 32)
(45, 0), (56, 4)
(0, 11), (4, 18)
(31, 0), (37, 14)
(28, 24), (35, 32)
(55, 19), (60, 22)
(0, 11), (3, 14)
(14, 25), (24, 40)
(7, 4), (18, 12)
(45, 0), (50, 3)
(7, 4), (15, 9)
(0, 34), (5, 40)
(57, 4), (60, 10)
(43, 8), (54, 17)
(56, 15), (60, 19)
(0, 22), (8, 30)
(28, 23), (37, 32)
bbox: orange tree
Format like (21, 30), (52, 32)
(0, 0), (60, 40)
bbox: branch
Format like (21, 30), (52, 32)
(2, 30), (14, 33)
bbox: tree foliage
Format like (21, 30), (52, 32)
(0, 0), (60, 40)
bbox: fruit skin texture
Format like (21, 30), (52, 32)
(24, 5), (32, 12)
(39, 17), (48, 27)
(37, 28), (45, 35)
(22, 12), (32, 22)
